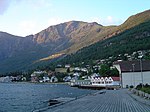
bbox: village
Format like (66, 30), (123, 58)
(0, 50), (150, 91)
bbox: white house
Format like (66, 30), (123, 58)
(81, 68), (88, 73)
(113, 60), (150, 88)
(91, 76), (120, 87)
(65, 64), (71, 68)
(63, 76), (72, 82)
(50, 76), (58, 82)
(43, 76), (50, 82)
(74, 67), (80, 71)
(0, 76), (12, 82)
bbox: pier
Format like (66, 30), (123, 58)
(43, 89), (150, 112)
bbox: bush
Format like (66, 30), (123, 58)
(130, 85), (134, 88)
(136, 83), (150, 94)
(126, 85), (129, 88)
(136, 83), (143, 90)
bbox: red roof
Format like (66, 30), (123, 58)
(111, 77), (120, 81)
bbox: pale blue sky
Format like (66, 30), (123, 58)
(0, 0), (149, 36)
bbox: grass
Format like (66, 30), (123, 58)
(136, 84), (150, 94)
(140, 87), (150, 94)
(55, 67), (74, 73)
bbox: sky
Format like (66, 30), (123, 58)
(0, 0), (150, 37)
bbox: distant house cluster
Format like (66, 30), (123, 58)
(31, 71), (58, 83)
(0, 76), (12, 83)
(0, 75), (26, 83)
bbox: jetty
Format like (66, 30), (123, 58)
(42, 89), (150, 112)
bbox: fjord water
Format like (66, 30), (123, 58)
(0, 83), (95, 112)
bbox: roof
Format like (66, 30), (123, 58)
(92, 76), (120, 81)
(114, 60), (150, 72)
(111, 77), (120, 81)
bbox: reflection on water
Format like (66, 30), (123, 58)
(0, 83), (96, 112)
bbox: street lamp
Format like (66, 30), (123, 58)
(132, 63), (135, 87)
(138, 55), (143, 88)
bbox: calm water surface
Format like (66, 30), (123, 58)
(0, 82), (96, 112)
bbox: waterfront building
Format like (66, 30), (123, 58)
(63, 76), (72, 82)
(31, 73), (39, 82)
(70, 76), (120, 87)
(91, 76), (120, 86)
(31, 71), (47, 82)
(50, 76), (58, 82)
(43, 76), (50, 82)
(0, 76), (12, 82)
(113, 60), (150, 88)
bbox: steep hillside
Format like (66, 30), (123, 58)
(0, 32), (33, 60)
(59, 20), (150, 65)
(119, 9), (150, 31)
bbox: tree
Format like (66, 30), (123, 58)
(110, 68), (119, 76)
(99, 64), (110, 76)
(99, 64), (119, 77)
(66, 68), (70, 73)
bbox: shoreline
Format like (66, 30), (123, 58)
(0, 81), (68, 85)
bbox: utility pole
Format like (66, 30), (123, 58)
(132, 63), (135, 87)
(138, 55), (143, 88)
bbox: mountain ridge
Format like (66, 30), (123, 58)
(0, 9), (150, 73)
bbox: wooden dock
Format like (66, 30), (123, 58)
(42, 89), (150, 112)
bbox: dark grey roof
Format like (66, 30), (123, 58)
(114, 60), (150, 72)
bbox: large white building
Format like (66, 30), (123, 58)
(113, 60), (150, 88)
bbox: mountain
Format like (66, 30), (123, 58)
(119, 9), (150, 31)
(59, 19), (150, 65)
(0, 10), (150, 73)
(33, 21), (118, 55)
(39, 9), (150, 60)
